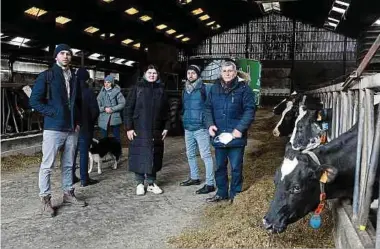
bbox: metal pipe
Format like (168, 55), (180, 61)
(341, 92), (347, 134)
(358, 90), (369, 224)
(365, 89), (375, 164)
(335, 92), (341, 138)
(331, 92), (338, 140)
(353, 90), (365, 220)
(307, 73), (380, 94)
(360, 99), (380, 231)
(348, 90), (353, 129)
(353, 90), (359, 126)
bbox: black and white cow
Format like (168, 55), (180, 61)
(272, 94), (323, 137)
(264, 123), (360, 233)
(288, 105), (332, 151)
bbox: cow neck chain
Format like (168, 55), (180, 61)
(302, 150), (327, 216)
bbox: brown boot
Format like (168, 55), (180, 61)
(63, 189), (87, 207)
(40, 195), (56, 217)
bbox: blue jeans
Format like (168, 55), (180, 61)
(214, 147), (245, 199)
(39, 130), (79, 197)
(100, 125), (120, 142)
(185, 129), (214, 186)
(73, 131), (92, 184)
(135, 172), (156, 185)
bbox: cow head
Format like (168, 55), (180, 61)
(289, 106), (332, 151)
(273, 101), (298, 137)
(263, 152), (338, 233)
(273, 95), (324, 138)
(272, 91), (298, 115)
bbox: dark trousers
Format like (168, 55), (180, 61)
(73, 131), (92, 184)
(135, 172), (157, 185)
(100, 125), (121, 143)
(214, 147), (245, 199)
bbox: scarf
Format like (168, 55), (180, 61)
(185, 78), (202, 94)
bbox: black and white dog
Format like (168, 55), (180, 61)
(88, 137), (122, 174)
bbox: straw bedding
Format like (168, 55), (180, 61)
(168, 108), (335, 248)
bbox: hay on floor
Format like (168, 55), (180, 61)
(168, 108), (335, 248)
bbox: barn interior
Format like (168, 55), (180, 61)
(1, 0), (380, 248)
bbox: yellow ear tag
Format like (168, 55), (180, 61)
(317, 112), (323, 121)
(320, 171), (328, 183)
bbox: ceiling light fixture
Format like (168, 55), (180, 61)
(176, 34), (184, 38)
(139, 15), (152, 22)
(125, 8), (139, 15)
(121, 39), (134, 45)
(191, 8), (203, 15)
(56, 16), (72, 25)
(199, 14), (210, 21)
(156, 24), (167, 30)
(166, 29), (176, 35)
(206, 21), (216, 26)
(24, 7), (47, 17)
(84, 26), (99, 33)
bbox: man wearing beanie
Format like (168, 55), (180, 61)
(180, 64), (216, 195)
(30, 43), (86, 217)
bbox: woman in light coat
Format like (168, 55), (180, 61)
(97, 75), (126, 142)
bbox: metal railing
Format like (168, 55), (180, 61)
(307, 73), (380, 248)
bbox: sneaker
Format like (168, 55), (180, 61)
(63, 190), (87, 207)
(147, 183), (163, 194)
(136, 184), (145, 196)
(196, 185), (216, 194)
(40, 195), (56, 217)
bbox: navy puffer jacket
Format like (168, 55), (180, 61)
(204, 77), (256, 147)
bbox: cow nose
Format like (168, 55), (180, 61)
(273, 129), (280, 137)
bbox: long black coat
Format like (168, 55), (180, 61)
(124, 79), (170, 174)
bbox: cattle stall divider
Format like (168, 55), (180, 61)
(307, 73), (380, 248)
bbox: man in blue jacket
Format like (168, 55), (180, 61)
(30, 44), (86, 217)
(72, 68), (99, 187)
(180, 65), (215, 194)
(204, 61), (256, 202)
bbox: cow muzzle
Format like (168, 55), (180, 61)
(262, 216), (286, 234)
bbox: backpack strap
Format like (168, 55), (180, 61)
(200, 83), (207, 102)
(44, 69), (53, 100)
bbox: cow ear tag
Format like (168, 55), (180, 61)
(320, 171), (328, 183)
(310, 214), (322, 229)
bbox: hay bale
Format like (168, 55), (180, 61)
(168, 108), (334, 248)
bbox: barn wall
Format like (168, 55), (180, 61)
(191, 14), (357, 98)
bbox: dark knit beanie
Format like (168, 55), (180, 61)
(76, 68), (90, 82)
(53, 44), (72, 58)
(187, 65), (201, 77)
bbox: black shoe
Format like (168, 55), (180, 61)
(180, 178), (201, 186)
(196, 185), (216, 194)
(73, 175), (80, 184)
(206, 195), (229, 203)
(80, 178), (99, 187)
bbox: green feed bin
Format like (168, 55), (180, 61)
(236, 59), (262, 106)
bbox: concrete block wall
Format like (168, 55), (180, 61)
(1, 133), (43, 157)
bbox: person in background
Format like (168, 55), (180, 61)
(29, 43), (86, 217)
(124, 64), (170, 196)
(180, 65), (215, 195)
(204, 61), (256, 203)
(97, 75), (125, 142)
(72, 68), (100, 187)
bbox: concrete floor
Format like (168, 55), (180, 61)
(1, 137), (217, 249)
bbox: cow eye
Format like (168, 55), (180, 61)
(292, 185), (301, 194)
